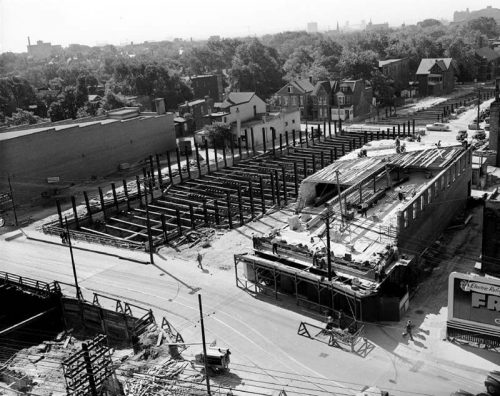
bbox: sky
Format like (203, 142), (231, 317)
(0, 0), (497, 53)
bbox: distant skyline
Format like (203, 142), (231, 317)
(0, 0), (497, 53)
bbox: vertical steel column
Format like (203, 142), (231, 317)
(214, 199), (220, 225)
(222, 145), (227, 168)
(98, 187), (106, 219)
(282, 166), (287, 205)
(259, 176), (266, 213)
(175, 208), (182, 236)
(166, 151), (173, 184)
(136, 175), (142, 208)
(205, 141), (211, 174)
(56, 199), (63, 227)
(237, 184), (244, 226)
(248, 181), (255, 219)
(156, 154), (163, 187)
(160, 213), (168, 243)
(111, 183), (119, 212)
(176, 147), (183, 182)
(274, 169), (281, 207)
(226, 192), (233, 229)
(293, 161), (299, 195)
(71, 196), (80, 229)
(189, 203), (195, 229)
(184, 149), (191, 179)
(83, 192), (93, 223)
(195, 144), (201, 177)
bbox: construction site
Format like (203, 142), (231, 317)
(2, 86), (500, 395)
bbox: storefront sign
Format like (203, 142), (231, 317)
(448, 272), (500, 330)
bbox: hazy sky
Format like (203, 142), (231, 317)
(0, 0), (496, 53)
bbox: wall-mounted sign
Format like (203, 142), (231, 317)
(448, 272), (500, 331)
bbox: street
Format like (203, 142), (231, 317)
(2, 203), (499, 395)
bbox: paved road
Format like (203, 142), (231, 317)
(3, 206), (499, 395)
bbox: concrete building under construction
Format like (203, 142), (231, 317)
(235, 145), (473, 321)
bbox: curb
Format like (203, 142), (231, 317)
(24, 234), (150, 265)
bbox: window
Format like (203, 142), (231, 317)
(299, 96), (304, 106)
(428, 189), (432, 204)
(412, 203), (417, 219)
(224, 117), (227, 123)
(284, 96), (289, 106)
(345, 96), (351, 105)
(287, 86), (292, 93)
(292, 119), (295, 124)
(404, 210), (409, 228)
(338, 96), (345, 105)
(285, 121), (288, 126)
(420, 196), (424, 211)
(291, 96), (297, 106)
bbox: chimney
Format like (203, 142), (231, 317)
(154, 98), (166, 115)
(27, 36), (31, 47)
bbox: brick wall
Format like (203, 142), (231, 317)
(0, 114), (175, 204)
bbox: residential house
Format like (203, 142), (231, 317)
(378, 58), (410, 89)
(190, 74), (223, 102)
(311, 81), (337, 121)
(416, 58), (457, 97)
(209, 92), (266, 125)
(178, 97), (213, 132)
(196, 92), (300, 150)
(475, 47), (500, 81)
(274, 78), (315, 119)
(331, 79), (373, 121)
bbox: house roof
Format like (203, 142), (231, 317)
(225, 92), (255, 105)
(475, 47), (500, 62)
(416, 58), (453, 75)
(378, 59), (402, 67)
(275, 78), (315, 96)
(312, 80), (335, 96)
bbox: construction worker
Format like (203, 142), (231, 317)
(197, 252), (204, 269)
(402, 320), (414, 341)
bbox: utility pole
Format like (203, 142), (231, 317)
(198, 294), (211, 396)
(324, 206), (333, 281)
(143, 177), (155, 264)
(477, 87), (481, 131)
(65, 216), (82, 300)
(7, 175), (18, 227)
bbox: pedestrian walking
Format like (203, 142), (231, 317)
(196, 252), (204, 269)
(360, 202), (368, 218)
(402, 320), (414, 340)
(271, 236), (279, 256)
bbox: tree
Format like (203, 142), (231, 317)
(5, 108), (42, 126)
(337, 49), (378, 80)
(230, 39), (283, 98)
(468, 17), (499, 38)
(417, 19), (443, 28)
(205, 122), (233, 148)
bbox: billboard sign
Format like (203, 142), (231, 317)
(448, 272), (500, 331)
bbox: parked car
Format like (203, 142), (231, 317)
(456, 130), (467, 141)
(449, 112), (458, 120)
(426, 122), (451, 131)
(485, 370), (500, 395)
(456, 106), (467, 114)
(472, 130), (486, 140)
(468, 123), (483, 130)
